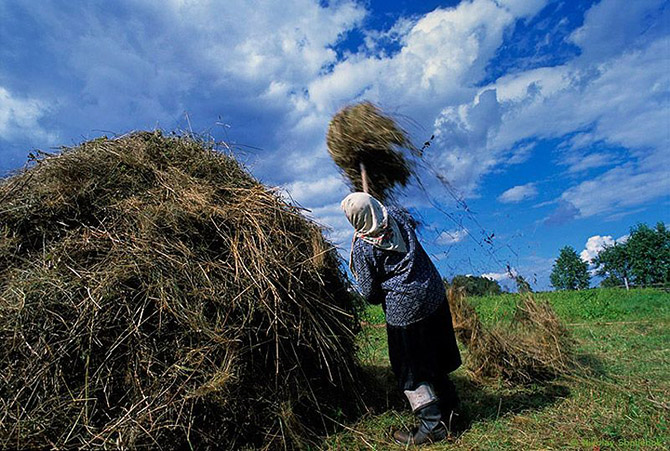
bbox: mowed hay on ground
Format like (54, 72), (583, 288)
(448, 288), (576, 384)
(326, 102), (414, 201)
(0, 132), (361, 450)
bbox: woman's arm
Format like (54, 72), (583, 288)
(352, 242), (384, 305)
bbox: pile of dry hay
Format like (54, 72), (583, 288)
(0, 132), (361, 450)
(326, 102), (415, 201)
(447, 288), (576, 384)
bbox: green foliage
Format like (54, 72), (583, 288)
(599, 274), (621, 288)
(594, 242), (632, 288)
(448, 274), (502, 296)
(550, 246), (590, 290)
(626, 222), (670, 286)
(593, 222), (670, 288)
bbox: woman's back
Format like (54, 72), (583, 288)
(352, 207), (446, 327)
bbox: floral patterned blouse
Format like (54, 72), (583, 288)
(352, 207), (446, 327)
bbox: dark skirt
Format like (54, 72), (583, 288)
(387, 301), (462, 392)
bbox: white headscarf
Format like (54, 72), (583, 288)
(340, 192), (407, 258)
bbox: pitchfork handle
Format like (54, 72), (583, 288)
(359, 162), (370, 194)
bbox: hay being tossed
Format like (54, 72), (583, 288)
(326, 102), (414, 200)
(0, 132), (361, 449)
(448, 288), (575, 384)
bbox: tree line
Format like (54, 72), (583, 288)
(444, 273), (533, 296)
(550, 222), (670, 291)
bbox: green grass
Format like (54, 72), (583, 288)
(324, 288), (670, 450)
(471, 288), (670, 324)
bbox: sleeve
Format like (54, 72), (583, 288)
(352, 241), (384, 305)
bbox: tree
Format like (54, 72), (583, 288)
(593, 242), (632, 290)
(449, 275), (502, 297)
(550, 246), (590, 290)
(593, 222), (670, 288)
(600, 274), (623, 288)
(626, 222), (670, 286)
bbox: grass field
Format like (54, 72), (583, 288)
(324, 288), (670, 450)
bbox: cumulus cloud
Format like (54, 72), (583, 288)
(309, 0), (535, 108)
(0, 0), (553, 194)
(498, 182), (538, 203)
(433, 89), (502, 195)
(440, 0), (670, 219)
(0, 0), (365, 171)
(1, 0), (667, 250)
(299, 0), (549, 184)
(580, 235), (615, 263)
(580, 233), (629, 263)
(481, 271), (511, 281)
(281, 176), (347, 207)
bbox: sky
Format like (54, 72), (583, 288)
(1, 0), (669, 291)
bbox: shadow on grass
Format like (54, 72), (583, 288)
(355, 364), (572, 433)
(453, 375), (570, 426)
(574, 352), (608, 379)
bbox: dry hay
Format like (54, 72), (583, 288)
(447, 288), (575, 384)
(0, 132), (361, 450)
(326, 102), (415, 201)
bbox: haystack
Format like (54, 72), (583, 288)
(448, 288), (575, 384)
(0, 132), (361, 450)
(326, 102), (414, 200)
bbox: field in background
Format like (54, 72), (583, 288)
(325, 288), (670, 450)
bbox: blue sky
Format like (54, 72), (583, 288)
(1, 0), (669, 290)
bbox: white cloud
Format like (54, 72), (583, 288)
(143, 0), (366, 89)
(481, 270), (517, 282)
(281, 175), (347, 206)
(306, 202), (353, 252)
(439, 0), (670, 218)
(580, 235), (615, 263)
(488, 38), (670, 154)
(561, 160), (670, 218)
(432, 89), (502, 195)
(300, 0), (549, 183)
(569, 0), (668, 61)
(580, 233), (629, 263)
(507, 142), (535, 164)
(565, 152), (616, 173)
(262, 0), (554, 230)
(2, 0), (667, 244)
(0, 87), (53, 141)
(1, 0), (366, 156)
(498, 182), (538, 203)
(0, 0), (551, 189)
(437, 228), (469, 245)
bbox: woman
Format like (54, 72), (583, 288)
(341, 192), (462, 446)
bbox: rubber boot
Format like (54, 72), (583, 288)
(434, 376), (464, 434)
(434, 376), (460, 413)
(392, 402), (447, 446)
